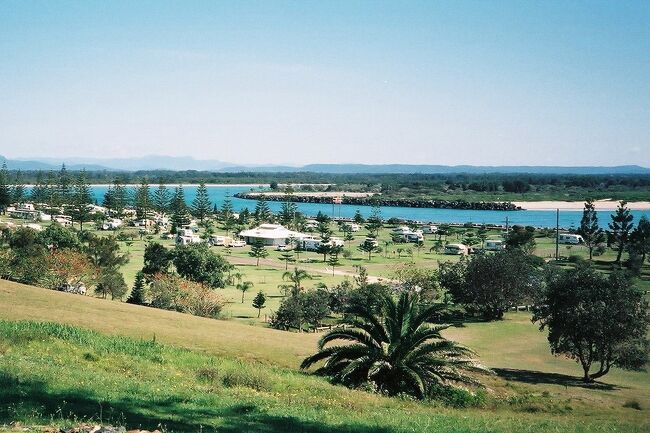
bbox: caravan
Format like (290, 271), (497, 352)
(558, 234), (584, 244)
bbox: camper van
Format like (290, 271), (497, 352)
(101, 219), (123, 230)
(558, 234), (584, 245)
(301, 236), (344, 251)
(421, 225), (438, 234)
(444, 243), (469, 255)
(391, 226), (424, 243)
(343, 222), (361, 232)
(484, 239), (505, 251)
(209, 235), (234, 247)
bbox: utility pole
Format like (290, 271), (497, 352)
(555, 208), (560, 261)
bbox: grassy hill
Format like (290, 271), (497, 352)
(1, 280), (649, 432)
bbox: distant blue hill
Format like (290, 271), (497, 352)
(2, 155), (649, 174)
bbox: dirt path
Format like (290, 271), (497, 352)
(225, 255), (389, 283)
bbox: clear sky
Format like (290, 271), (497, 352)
(1, 0), (648, 166)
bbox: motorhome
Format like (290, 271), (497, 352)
(209, 235), (234, 247)
(484, 239), (505, 251)
(558, 234), (584, 244)
(342, 222), (361, 232)
(421, 225), (438, 234)
(101, 218), (123, 230)
(301, 236), (345, 251)
(444, 243), (469, 255)
(176, 233), (203, 246)
(391, 226), (424, 243)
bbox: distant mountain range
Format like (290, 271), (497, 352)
(1, 155), (649, 175)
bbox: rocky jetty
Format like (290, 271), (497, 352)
(234, 192), (521, 211)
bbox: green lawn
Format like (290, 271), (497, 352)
(1, 282), (649, 432)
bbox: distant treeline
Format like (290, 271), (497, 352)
(3, 167), (650, 195)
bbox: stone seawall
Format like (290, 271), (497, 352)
(234, 193), (521, 211)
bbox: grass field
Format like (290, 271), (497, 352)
(1, 280), (649, 432)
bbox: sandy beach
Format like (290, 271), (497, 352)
(514, 199), (650, 211)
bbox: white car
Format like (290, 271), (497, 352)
(230, 240), (247, 247)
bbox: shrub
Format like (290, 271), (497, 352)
(149, 274), (224, 318)
(427, 385), (486, 408)
(623, 399), (642, 410)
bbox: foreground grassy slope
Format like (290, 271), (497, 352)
(1, 280), (649, 432)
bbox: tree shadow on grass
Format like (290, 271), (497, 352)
(493, 368), (620, 390)
(0, 373), (395, 433)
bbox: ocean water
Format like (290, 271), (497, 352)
(84, 185), (650, 229)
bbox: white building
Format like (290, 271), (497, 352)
(239, 224), (307, 247)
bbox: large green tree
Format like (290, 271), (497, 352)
(152, 183), (170, 214)
(0, 163), (11, 213)
(134, 179), (152, 220)
(72, 170), (93, 231)
(173, 243), (232, 288)
(609, 200), (634, 264)
(577, 198), (605, 260)
(170, 185), (191, 230)
(248, 238), (269, 266)
(301, 291), (485, 399)
(191, 182), (212, 222)
(439, 249), (541, 320)
(533, 265), (649, 382)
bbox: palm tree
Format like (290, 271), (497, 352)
(237, 281), (254, 303)
(282, 267), (312, 296)
(301, 292), (487, 399)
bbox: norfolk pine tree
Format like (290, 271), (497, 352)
(577, 198), (605, 260)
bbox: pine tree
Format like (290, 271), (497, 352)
(191, 182), (212, 222)
(153, 182), (170, 215)
(252, 291), (267, 318)
(12, 170), (25, 204)
(73, 170), (93, 231)
(170, 185), (190, 230)
(220, 194), (236, 233)
(45, 170), (58, 216)
(578, 198), (605, 260)
(0, 163), (10, 213)
(365, 203), (382, 238)
(57, 163), (71, 206)
(279, 251), (295, 270)
(278, 200), (298, 228)
(353, 210), (365, 225)
(609, 201), (634, 264)
(31, 171), (48, 204)
(327, 253), (340, 276)
(249, 238), (269, 266)
(105, 178), (127, 217)
(253, 198), (272, 225)
(126, 271), (147, 305)
(134, 179), (152, 220)
(317, 229), (332, 262)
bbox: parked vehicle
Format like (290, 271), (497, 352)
(558, 234), (584, 244)
(444, 243), (469, 255)
(210, 235), (234, 247)
(484, 239), (505, 251)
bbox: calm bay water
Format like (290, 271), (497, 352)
(89, 185), (649, 229)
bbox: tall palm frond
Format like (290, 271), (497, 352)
(301, 291), (490, 399)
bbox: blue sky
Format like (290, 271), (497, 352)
(1, 0), (648, 166)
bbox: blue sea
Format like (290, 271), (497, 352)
(88, 185), (649, 230)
